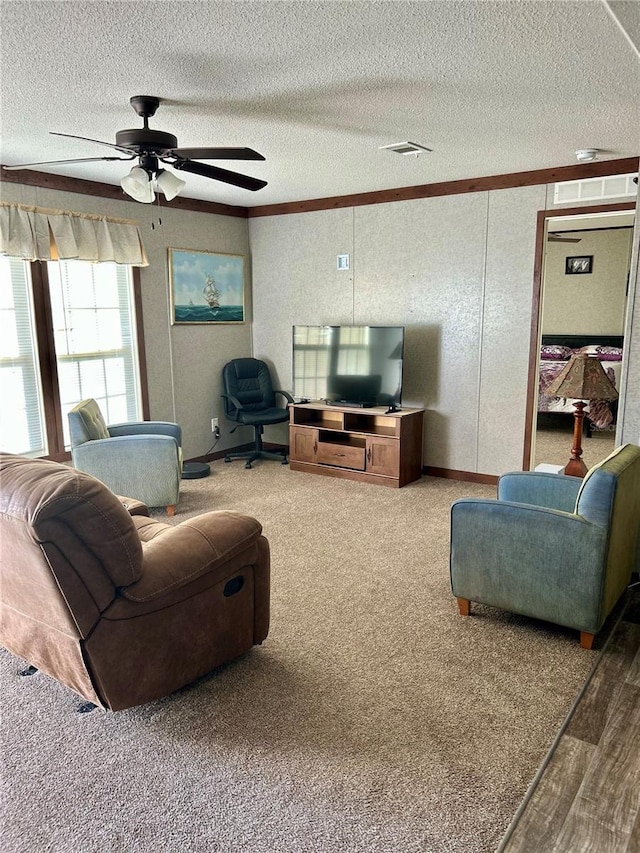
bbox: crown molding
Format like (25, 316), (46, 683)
(0, 166), (249, 218)
(247, 157), (640, 217)
(2, 156), (637, 220)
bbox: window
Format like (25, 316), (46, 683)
(0, 259), (145, 458)
(48, 260), (141, 448)
(0, 257), (46, 456)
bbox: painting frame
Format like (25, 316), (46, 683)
(565, 255), (593, 275)
(168, 248), (245, 325)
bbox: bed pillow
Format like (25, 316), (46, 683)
(574, 344), (623, 361)
(596, 345), (623, 361)
(540, 344), (572, 360)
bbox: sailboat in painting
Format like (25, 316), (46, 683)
(202, 276), (221, 309)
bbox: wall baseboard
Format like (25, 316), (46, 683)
(189, 442), (287, 464)
(189, 449), (499, 486)
(423, 466), (498, 486)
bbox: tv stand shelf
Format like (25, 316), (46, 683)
(289, 403), (424, 487)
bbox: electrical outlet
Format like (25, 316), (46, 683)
(211, 418), (219, 433)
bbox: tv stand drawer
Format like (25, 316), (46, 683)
(316, 442), (366, 470)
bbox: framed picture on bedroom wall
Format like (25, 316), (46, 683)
(168, 248), (245, 324)
(565, 255), (593, 275)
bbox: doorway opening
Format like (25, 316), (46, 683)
(525, 203), (636, 474)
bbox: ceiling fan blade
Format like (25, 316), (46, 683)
(548, 233), (582, 243)
(170, 147), (265, 161)
(50, 131), (132, 154)
(4, 155), (136, 170)
(172, 159), (267, 191)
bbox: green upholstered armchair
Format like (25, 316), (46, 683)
(450, 444), (640, 648)
(68, 399), (182, 515)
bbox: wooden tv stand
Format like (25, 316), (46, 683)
(289, 403), (424, 487)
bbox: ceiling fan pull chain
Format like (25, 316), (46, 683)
(150, 194), (162, 230)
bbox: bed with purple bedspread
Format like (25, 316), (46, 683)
(537, 335), (623, 432)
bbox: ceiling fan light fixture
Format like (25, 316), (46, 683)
(120, 165), (155, 203)
(13, 96), (267, 197)
(155, 168), (186, 201)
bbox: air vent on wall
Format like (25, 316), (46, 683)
(379, 141), (433, 156)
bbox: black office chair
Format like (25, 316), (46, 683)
(221, 358), (294, 468)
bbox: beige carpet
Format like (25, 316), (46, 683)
(1, 462), (598, 853)
(534, 418), (615, 470)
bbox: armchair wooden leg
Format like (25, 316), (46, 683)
(457, 597), (470, 616)
(166, 505), (176, 517)
(580, 631), (595, 650)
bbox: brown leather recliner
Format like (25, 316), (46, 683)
(0, 453), (270, 711)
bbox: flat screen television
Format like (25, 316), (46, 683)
(292, 325), (405, 409)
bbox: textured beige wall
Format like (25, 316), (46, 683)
(542, 229), (632, 335)
(1, 182), (250, 460)
(620, 195), (640, 445)
(479, 185), (547, 473)
(250, 208), (356, 449)
(250, 184), (547, 476)
(5, 177), (638, 473)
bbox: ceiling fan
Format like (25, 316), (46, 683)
(548, 232), (581, 243)
(3, 95), (267, 202)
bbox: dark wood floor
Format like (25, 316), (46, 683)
(498, 583), (640, 853)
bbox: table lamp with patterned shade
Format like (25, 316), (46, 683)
(544, 353), (619, 477)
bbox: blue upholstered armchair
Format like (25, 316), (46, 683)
(68, 399), (182, 515)
(450, 444), (640, 648)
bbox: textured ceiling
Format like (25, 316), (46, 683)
(1, 0), (639, 208)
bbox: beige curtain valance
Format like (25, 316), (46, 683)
(0, 202), (148, 266)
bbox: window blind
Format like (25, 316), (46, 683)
(0, 257), (47, 456)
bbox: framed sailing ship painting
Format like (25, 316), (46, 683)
(168, 248), (245, 324)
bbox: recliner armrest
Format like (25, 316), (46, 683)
(120, 511), (264, 602)
(73, 433), (179, 458)
(108, 421), (182, 445)
(71, 435), (181, 494)
(115, 496), (150, 517)
(497, 471), (581, 511)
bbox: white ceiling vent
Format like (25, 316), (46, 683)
(379, 141), (433, 156)
(554, 173), (638, 204)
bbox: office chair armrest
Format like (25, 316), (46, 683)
(108, 421), (182, 445)
(221, 392), (245, 417)
(274, 389), (295, 405)
(497, 471), (581, 511)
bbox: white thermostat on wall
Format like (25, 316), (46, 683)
(337, 254), (350, 270)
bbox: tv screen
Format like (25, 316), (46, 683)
(293, 325), (405, 408)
